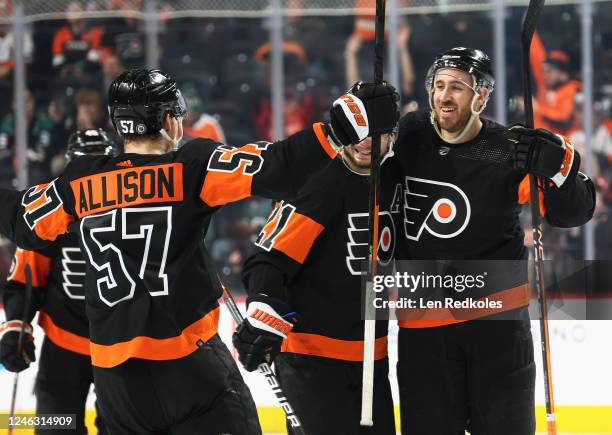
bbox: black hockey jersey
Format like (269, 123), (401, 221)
(3, 233), (90, 355)
(0, 123), (336, 367)
(392, 110), (595, 327)
(242, 156), (403, 361)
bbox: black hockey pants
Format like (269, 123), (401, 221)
(274, 353), (396, 435)
(398, 309), (536, 435)
(35, 336), (106, 435)
(92, 334), (261, 435)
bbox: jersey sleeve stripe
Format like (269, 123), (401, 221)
(397, 283), (530, 328)
(7, 248), (51, 287)
(89, 307), (220, 368)
(272, 212), (324, 264)
(38, 311), (91, 356)
(281, 332), (387, 361)
(312, 122), (338, 159)
(200, 170), (253, 207)
(517, 175), (546, 216)
(33, 206), (73, 241)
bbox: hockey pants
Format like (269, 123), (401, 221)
(34, 336), (106, 435)
(274, 353), (396, 435)
(398, 312), (536, 435)
(92, 334), (261, 435)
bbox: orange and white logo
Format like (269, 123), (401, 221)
(404, 177), (471, 241)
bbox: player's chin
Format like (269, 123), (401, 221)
(438, 117), (464, 133)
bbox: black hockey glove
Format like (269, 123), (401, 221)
(504, 125), (579, 188)
(0, 320), (36, 373)
(329, 81), (400, 146)
(232, 296), (297, 372)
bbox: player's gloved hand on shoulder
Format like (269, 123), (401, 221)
(232, 295), (297, 372)
(0, 320), (36, 372)
(504, 125), (579, 188)
(329, 81), (400, 146)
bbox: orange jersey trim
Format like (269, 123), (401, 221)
(518, 175), (546, 216)
(200, 143), (265, 207)
(398, 283), (531, 328)
(281, 332), (388, 361)
(90, 307), (220, 368)
(34, 207), (73, 241)
(38, 311), (91, 356)
(8, 249), (51, 287)
(271, 211), (324, 264)
(70, 163), (184, 218)
(312, 122), (338, 160)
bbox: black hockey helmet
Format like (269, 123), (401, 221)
(425, 47), (495, 94)
(108, 69), (187, 137)
(66, 128), (115, 161)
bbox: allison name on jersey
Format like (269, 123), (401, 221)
(0, 124), (336, 368)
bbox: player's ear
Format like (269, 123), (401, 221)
(163, 113), (174, 133)
(476, 87), (490, 111)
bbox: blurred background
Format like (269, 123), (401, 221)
(0, 1), (610, 433)
(0, 0), (610, 293)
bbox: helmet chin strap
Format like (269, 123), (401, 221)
(160, 128), (181, 151)
(429, 75), (488, 145)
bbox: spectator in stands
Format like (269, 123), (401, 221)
(100, 52), (124, 109)
(181, 83), (226, 143)
(253, 41), (326, 141)
(102, 0), (147, 69)
(0, 0), (33, 119)
(345, 18), (415, 102)
(101, 51), (124, 91)
(0, 89), (60, 186)
(530, 31), (582, 136)
(52, 0), (104, 81)
(73, 88), (107, 130)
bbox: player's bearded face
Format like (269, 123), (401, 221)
(343, 134), (390, 170)
(432, 69), (475, 134)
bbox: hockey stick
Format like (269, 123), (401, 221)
(360, 0), (386, 427)
(520, 1), (557, 434)
(218, 281), (306, 435)
(8, 264), (32, 435)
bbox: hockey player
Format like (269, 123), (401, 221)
(0, 129), (114, 435)
(0, 68), (399, 434)
(393, 48), (595, 434)
(234, 82), (401, 435)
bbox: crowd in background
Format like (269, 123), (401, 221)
(0, 0), (611, 292)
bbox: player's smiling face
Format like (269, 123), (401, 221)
(342, 134), (390, 173)
(432, 68), (475, 134)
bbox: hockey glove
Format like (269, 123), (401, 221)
(505, 125), (579, 188)
(0, 320), (36, 372)
(329, 81), (400, 146)
(232, 297), (297, 372)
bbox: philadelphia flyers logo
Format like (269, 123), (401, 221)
(61, 247), (87, 300)
(346, 211), (395, 275)
(404, 177), (471, 241)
